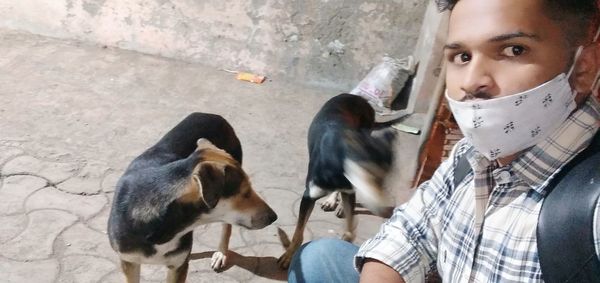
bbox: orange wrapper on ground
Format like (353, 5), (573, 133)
(236, 72), (266, 84)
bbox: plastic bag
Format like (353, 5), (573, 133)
(350, 55), (415, 112)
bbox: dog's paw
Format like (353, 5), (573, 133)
(277, 249), (295, 270)
(210, 251), (228, 271)
(341, 231), (355, 242)
(334, 205), (345, 218)
(320, 192), (339, 212)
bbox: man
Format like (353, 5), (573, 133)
(288, 0), (600, 282)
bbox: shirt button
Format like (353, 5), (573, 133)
(498, 171), (511, 183)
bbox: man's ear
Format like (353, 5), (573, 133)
(196, 163), (224, 208)
(572, 44), (600, 94)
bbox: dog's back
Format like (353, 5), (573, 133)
(129, 113), (242, 170)
(308, 93), (374, 149)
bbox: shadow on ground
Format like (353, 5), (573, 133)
(191, 251), (287, 281)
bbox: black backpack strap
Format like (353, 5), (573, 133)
(537, 132), (600, 283)
(453, 147), (474, 189)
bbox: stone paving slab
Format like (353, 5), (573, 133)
(0, 29), (421, 282)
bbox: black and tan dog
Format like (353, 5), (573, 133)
(108, 113), (277, 283)
(278, 93), (396, 268)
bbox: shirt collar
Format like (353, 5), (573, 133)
(512, 96), (600, 194)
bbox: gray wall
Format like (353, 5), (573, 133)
(0, 0), (427, 89)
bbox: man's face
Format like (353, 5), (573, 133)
(445, 0), (572, 101)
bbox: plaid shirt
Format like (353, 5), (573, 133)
(355, 96), (600, 282)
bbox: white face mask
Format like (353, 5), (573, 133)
(447, 27), (600, 160)
(447, 74), (576, 160)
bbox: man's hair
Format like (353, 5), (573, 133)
(435, 0), (600, 46)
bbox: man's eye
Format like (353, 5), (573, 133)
(452, 52), (471, 64)
(501, 45), (526, 57)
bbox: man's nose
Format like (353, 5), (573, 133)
(460, 56), (494, 99)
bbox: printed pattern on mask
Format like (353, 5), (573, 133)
(514, 95), (528, 106)
(542, 94), (553, 108)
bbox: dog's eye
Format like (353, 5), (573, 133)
(243, 191), (251, 199)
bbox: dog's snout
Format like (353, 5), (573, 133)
(267, 208), (278, 224)
(259, 207), (278, 226)
(250, 207), (278, 229)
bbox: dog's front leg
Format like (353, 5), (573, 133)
(120, 260), (140, 283)
(166, 257), (189, 283)
(210, 223), (232, 271)
(277, 195), (316, 269)
(340, 192), (356, 242)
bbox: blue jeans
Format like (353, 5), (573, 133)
(288, 238), (360, 283)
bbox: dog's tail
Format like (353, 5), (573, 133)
(344, 159), (394, 217)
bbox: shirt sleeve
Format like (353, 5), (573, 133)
(354, 139), (470, 282)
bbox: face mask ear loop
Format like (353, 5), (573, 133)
(567, 46), (584, 79)
(589, 26), (600, 94)
(592, 69), (600, 96)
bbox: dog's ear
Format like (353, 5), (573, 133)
(197, 163), (224, 208)
(196, 138), (220, 151)
(222, 165), (244, 197)
(178, 176), (202, 203)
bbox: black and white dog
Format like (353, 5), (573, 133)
(108, 113), (277, 283)
(278, 93), (395, 268)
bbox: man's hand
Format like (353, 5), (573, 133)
(360, 259), (406, 283)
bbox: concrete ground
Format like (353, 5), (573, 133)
(0, 29), (420, 282)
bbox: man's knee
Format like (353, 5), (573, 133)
(293, 238), (343, 261)
(288, 238), (359, 283)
